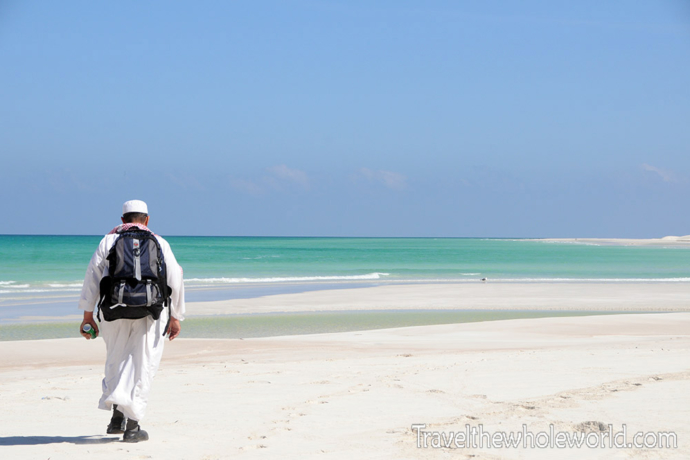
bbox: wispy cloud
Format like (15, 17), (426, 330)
(166, 172), (206, 191)
(229, 165), (310, 195)
(267, 164), (310, 190)
(47, 169), (94, 193)
(356, 168), (408, 191)
(229, 178), (264, 196)
(641, 164), (677, 183)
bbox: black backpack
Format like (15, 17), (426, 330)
(97, 230), (171, 326)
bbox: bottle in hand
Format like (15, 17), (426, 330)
(82, 323), (97, 339)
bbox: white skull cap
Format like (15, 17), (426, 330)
(122, 200), (149, 215)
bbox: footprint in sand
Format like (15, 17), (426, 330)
(574, 421), (608, 432)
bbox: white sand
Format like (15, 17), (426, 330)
(0, 284), (688, 459)
(186, 282), (689, 316)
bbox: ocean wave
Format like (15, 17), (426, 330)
(536, 240), (601, 246)
(47, 283), (84, 288)
(0, 279), (84, 295)
(0, 288), (83, 294)
(0, 274), (687, 297)
(185, 273), (391, 285)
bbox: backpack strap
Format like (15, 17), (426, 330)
(163, 314), (172, 337)
(96, 277), (112, 322)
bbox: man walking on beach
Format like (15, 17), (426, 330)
(78, 200), (185, 443)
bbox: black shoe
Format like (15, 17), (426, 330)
(123, 426), (149, 443)
(107, 417), (125, 434)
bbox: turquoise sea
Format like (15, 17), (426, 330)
(0, 236), (687, 338)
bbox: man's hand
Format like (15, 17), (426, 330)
(80, 311), (99, 339)
(168, 317), (181, 341)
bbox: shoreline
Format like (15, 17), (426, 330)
(0, 280), (690, 326)
(1, 280), (687, 340)
(0, 309), (628, 341)
(2, 280), (688, 326)
(536, 236), (690, 248)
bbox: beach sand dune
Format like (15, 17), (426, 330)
(0, 312), (688, 459)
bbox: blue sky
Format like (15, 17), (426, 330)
(1, 1), (689, 237)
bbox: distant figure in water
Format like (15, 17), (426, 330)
(481, 277), (488, 282)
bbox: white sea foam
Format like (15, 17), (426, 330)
(0, 279), (83, 295)
(0, 288), (82, 294)
(185, 273), (391, 285)
(47, 283), (84, 288)
(537, 240), (601, 246)
(1, 274), (687, 297)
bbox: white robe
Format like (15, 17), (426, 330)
(79, 232), (185, 421)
